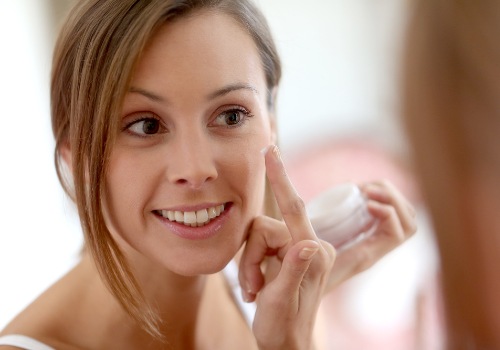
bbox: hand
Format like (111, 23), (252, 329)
(324, 180), (417, 291)
(239, 145), (336, 350)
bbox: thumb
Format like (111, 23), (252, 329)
(274, 240), (320, 295)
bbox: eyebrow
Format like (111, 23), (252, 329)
(128, 83), (259, 103)
(206, 83), (259, 100)
(128, 87), (165, 102)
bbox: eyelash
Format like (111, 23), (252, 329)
(122, 105), (254, 137)
(212, 106), (254, 129)
(122, 115), (164, 138)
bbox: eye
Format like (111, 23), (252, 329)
(125, 117), (164, 136)
(212, 107), (253, 128)
(223, 111), (241, 125)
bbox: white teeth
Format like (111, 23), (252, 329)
(184, 211), (196, 225)
(167, 211), (175, 221)
(196, 209), (209, 224)
(159, 204), (226, 227)
(208, 207), (217, 219)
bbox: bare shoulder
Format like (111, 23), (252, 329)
(0, 263), (88, 350)
(0, 286), (65, 349)
(0, 314), (54, 349)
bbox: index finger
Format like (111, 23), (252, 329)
(264, 145), (318, 242)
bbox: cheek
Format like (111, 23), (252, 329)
(104, 149), (156, 232)
(218, 134), (269, 211)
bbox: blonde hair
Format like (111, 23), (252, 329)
(403, 0), (500, 348)
(51, 0), (281, 338)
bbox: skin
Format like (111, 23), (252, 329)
(105, 10), (273, 279)
(241, 180), (417, 296)
(0, 10), (334, 350)
(0, 8), (417, 350)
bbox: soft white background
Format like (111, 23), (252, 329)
(0, 0), (84, 330)
(0, 0), (437, 346)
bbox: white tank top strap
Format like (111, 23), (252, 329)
(0, 335), (55, 350)
(222, 259), (257, 326)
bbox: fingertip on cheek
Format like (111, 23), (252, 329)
(260, 144), (280, 163)
(271, 144), (280, 157)
(260, 144), (273, 156)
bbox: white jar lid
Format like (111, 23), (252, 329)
(306, 183), (375, 248)
(307, 183), (366, 230)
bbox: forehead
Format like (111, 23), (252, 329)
(129, 10), (266, 96)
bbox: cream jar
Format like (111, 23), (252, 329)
(306, 183), (377, 250)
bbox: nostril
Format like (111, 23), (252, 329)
(168, 162), (218, 187)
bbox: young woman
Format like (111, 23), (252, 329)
(0, 0), (416, 348)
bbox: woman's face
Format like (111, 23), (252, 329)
(104, 10), (275, 275)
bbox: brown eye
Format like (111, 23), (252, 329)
(224, 111), (241, 125)
(128, 118), (161, 135)
(211, 107), (253, 128)
(141, 119), (160, 134)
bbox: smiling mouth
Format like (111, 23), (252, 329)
(154, 204), (226, 227)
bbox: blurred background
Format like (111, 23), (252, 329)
(0, 0), (442, 348)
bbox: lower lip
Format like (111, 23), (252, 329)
(155, 204), (232, 240)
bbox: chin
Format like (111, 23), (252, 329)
(171, 258), (232, 276)
(162, 248), (237, 277)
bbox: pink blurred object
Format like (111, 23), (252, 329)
(285, 137), (443, 350)
(285, 138), (419, 204)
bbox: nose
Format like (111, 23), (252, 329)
(166, 130), (218, 189)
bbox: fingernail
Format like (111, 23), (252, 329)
(242, 292), (250, 302)
(299, 246), (319, 260)
(243, 290), (255, 303)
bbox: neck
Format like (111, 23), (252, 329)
(79, 253), (210, 349)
